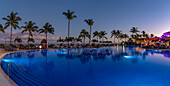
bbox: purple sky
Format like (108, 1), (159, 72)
(0, 0), (170, 43)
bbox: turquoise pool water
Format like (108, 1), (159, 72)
(1, 46), (170, 86)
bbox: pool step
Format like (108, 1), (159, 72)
(12, 64), (49, 85)
(1, 62), (49, 86)
(10, 64), (49, 86)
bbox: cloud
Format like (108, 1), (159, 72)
(0, 31), (58, 44)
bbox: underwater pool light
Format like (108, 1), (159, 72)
(124, 56), (137, 59)
(2, 59), (12, 62)
(152, 50), (160, 52)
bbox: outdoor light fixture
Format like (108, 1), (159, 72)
(39, 45), (42, 49)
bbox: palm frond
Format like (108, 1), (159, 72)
(21, 29), (27, 33)
(5, 22), (10, 25)
(3, 24), (9, 29)
(0, 24), (5, 33)
(16, 25), (21, 29)
(63, 9), (77, 20)
(2, 18), (9, 21)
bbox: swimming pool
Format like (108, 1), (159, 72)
(1, 46), (170, 86)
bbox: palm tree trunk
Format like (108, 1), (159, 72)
(68, 19), (70, 38)
(28, 33), (30, 49)
(84, 36), (85, 43)
(135, 33), (137, 43)
(118, 38), (119, 44)
(10, 26), (12, 45)
(114, 36), (115, 43)
(89, 25), (91, 45)
(97, 36), (98, 42)
(68, 19), (70, 47)
(46, 32), (47, 49)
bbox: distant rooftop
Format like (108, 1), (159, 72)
(164, 31), (170, 33)
(163, 31), (170, 37)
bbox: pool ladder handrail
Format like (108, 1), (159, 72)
(7, 62), (50, 85)
(8, 62), (27, 77)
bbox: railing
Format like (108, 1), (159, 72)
(8, 62), (27, 77)
(7, 62), (49, 86)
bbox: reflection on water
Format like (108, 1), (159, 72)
(164, 54), (170, 57)
(3, 46), (170, 64)
(51, 46), (169, 64)
(14, 52), (22, 58)
(27, 51), (35, 58)
(1, 46), (170, 86)
(41, 49), (47, 57)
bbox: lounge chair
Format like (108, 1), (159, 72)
(5, 46), (16, 51)
(5, 47), (10, 51)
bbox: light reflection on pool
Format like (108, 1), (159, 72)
(1, 46), (170, 86)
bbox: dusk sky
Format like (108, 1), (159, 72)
(0, 0), (170, 43)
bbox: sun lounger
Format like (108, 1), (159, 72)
(5, 47), (10, 51)
(5, 46), (17, 51)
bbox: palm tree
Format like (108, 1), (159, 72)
(130, 34), (134, 39)
(21, 21), (38, 48)
(2, 12), (22, 45)
(27, 38), (35, 43)
(130, 27), (140, 42)
(124, 34), (129, 42)
(84, 19), (94, 44)
(99, 31), (107, 42)
(14, 37), (22, 45)
(111, 30), (117, 43)
(39, 22), (54, 49)
(141, 31), (146, 38)
(57, 37), (64, 42)
(75, 38), (82, 42)
(135, 34), (141, 41)
(65, 37), (75, 42)
(119, 34), (125, 42)
(123, 34), (129, 42)
(0, 24), (5, 33)
(150, 34), (154, 38)
(145, 34), (149, 38)
(63, 9), (77, 38)
(79, 29), (90, 42)
(130, 27), (140, 35)
(93, 31), (100, 42)
(116, 30), (122, 43)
